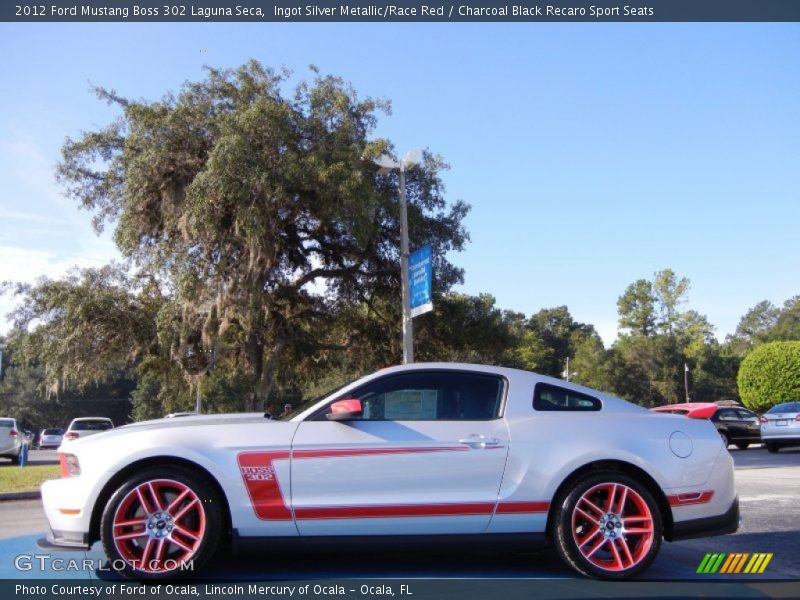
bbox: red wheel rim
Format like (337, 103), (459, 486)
(571, 482), (655, 572)
(112, 479), (206, 574)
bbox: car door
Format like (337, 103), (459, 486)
(290, 370), (510, 536)
(714, 408), (741, 441)
(736, 409), (761, 441)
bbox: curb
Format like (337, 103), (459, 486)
(0, 491), (41, 501)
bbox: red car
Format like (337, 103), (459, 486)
(651, 403), (761, 449)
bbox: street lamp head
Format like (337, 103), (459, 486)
(402, 148), (421, 169)
(372, 148), (421, 172)
(372, 154), (401, 170)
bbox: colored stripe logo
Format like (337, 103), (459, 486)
(697, 553), (773, 574)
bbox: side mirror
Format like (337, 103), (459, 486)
(326, 399), (363, 421)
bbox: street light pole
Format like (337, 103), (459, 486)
(398, 166), (413, 364)
(684, 363), (690, 402)
(372, 149), (420, 364)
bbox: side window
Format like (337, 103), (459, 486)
(533, 383), (601, 412)
(717, 409), (738, 421)
(316, 371), (505, 421)
(736, 409), (757, 421)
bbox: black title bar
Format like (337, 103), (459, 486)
(4, 0), (800, 22)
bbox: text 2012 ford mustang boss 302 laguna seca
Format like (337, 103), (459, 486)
(42, 363), (739, 580)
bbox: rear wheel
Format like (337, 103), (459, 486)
(553, 471), (662, 579)
(101, 467), (223, 579)
(765, 442), (779, 453)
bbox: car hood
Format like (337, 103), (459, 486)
(60, 412), (276, 449)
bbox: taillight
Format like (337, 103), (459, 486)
(9, 429), (18, 437)
(759, 416), (768, 424)
(64, 431), (79, 440)
(795, 415), (800, 422)
(59, 453), (81, 477)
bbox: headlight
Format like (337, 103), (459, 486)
(59, 453), (81, 477)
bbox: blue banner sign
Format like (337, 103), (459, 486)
(409, 244), (433, 318)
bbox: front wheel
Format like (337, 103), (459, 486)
(765, 442), (779, 453)
(552, 471), (663, 579)
(735, 442), (749, 450)
(101, 467), (223, 579)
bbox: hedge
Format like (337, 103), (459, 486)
(737, 341), (800, 413)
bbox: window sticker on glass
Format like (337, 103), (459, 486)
(383, 389), (438, 419)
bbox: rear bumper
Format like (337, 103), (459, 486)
(671, 496), (740, 541)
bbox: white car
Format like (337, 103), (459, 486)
(0, 418), (24, 464)
(38, 428), (65, 450)
(42, 363), (739, 580)
(63, 417), (114, 441)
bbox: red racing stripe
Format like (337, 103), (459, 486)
(495, 500), (550, 514)
(295, 502), (497, 520)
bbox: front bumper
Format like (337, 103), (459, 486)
(671, 496), (740, 541)
(40, 476), (95, 548)
(45, 530), (91, 550)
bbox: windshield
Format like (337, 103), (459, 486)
(767, 402), (800, 414)
(71, 420), (113, 431)
(277, 383), (348, 421)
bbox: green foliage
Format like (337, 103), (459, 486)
(727, 296), (800, 357)
(23, 61), (469, 413)
(5, 265), (158, 394)
(737, 341), (800, 413)
(617, 279), (656, 337)
(524, 306), (599, 377)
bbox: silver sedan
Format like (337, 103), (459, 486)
(760, 401), (800, 452)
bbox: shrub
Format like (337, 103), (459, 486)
(737, 341), (800, 413)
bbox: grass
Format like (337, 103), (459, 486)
(0, 464), (60, 493)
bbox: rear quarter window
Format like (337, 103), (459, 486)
(533, 383), (602, 412)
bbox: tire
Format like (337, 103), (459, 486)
(552, 471), (663, 580)
(765, 442), (779, 454)
(720, 432), (730, 447)
(101, 466), (223, 579)
(10, 453), (19, 465)
(735, 442), (749, 450)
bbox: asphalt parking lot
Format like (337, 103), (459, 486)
(0, 446), (798, 589)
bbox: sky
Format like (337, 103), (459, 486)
(0, 22), (798, 345)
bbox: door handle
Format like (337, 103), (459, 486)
(459, 436), (503, 449)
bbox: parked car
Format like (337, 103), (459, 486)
(38, 428), (65, 450)
(0, 417), (24, 464)
(651, 402), (761, 449)
(43, 363), (738, 580)
(759, 401), (800, 453)
(63, 417), (114, 441)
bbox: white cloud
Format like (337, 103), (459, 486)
(0, 133), (121, 334)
